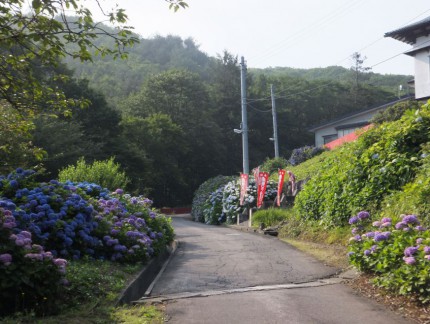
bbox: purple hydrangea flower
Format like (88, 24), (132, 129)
(415, 226), (426, 231)
(404, 246), (419, 257)
(357, 211), (370, 220)
(372, 221), (382, 227)
(349, 235), (362, 242)
(424, 246), (430, 254)
(24, 253), (43, 261)
(403, 256), (416, 265)
(402, 214), (419, 225)
(364, 249), (371, 256)
(114, 188), (124, 195)
(374, 232), (390, 242)
(0, 253), (12, 266)
(381, 217), (392, 223)
(364, 232), (375, 238)
(53, 258), (68, 267)
(349, 216), (359, 225)
(416, 238), (423, 245)
(370, 245), (378, 252)
(347, 251), (355, 257)
(395, 221), (407, 230)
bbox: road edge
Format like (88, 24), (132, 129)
(116, 240), (179, 305)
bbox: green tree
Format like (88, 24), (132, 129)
(0, 0), (138, 113)
(120, 69), (226, 204)
(117, 114), (190, 206)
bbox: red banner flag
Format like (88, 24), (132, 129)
(257, 172), (269, 208)
(277, 169), (286, 206)
(239, 173), (249, 206)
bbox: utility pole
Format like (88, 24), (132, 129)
(270, 84), (279, 158)
(240, 56), (249, 174)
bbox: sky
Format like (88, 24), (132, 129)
(86, 0), (430, 76)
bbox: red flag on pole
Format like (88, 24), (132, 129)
(239, 173), (249, 205)
(277, 169), (286, 206)
(257, 172), (269, 208)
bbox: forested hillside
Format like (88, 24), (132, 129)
(11, 28), (413, 207)
(251, 66), (412, 94)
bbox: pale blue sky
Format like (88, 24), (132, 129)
(88, 0), (430, 75)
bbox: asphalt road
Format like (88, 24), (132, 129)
(144, 216), (412, 324)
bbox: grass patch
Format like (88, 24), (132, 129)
(251, 208), (290, 227)
(281, 237), (349, 269)
(0, 260), (165, 323)
(277, 214), (351, 270)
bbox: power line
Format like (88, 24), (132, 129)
(250, 0), (368, 65)
(245, 9), (430, 103)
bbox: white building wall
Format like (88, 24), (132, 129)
(313, 109), (384, 147)
(414, 49), (430, 99)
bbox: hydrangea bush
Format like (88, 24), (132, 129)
(191, 175), (235, 223)
(196, 177), (278, 225)
(0, 207), (68, 316)
(221, 179), (278, 224)
(348, 211), (430, 303)
(288, 145), (325, 166)
(0, 168), (174, 316)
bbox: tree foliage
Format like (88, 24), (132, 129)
(0, 0), (137, 113)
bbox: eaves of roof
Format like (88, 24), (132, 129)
(308, 96), (414, 132)
(404, 41), (430, 56)
(385, 16), (430, 45)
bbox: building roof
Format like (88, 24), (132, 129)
(385, 16), (430, 45)
(308, 96), (414, 132)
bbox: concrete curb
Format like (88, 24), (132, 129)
(116, 240), (178, 305)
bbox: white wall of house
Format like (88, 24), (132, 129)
(413, 37), (430, 99)
(313, 109), (383, 147)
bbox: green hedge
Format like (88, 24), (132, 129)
(295, 101), (430, 227)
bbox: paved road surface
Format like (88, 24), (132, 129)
(142, 216), (412, 324)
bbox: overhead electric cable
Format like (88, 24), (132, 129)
(250, 0), (368, 65)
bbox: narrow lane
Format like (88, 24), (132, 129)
(151, 216), (338, 296)
(145, 216), (413, 324)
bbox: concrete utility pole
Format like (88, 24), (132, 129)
(240, 56), (249, 174)
(270, 84), (280, 158)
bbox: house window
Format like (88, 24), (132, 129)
(338, 128), (356, 138)
(323, 134), (338, 144)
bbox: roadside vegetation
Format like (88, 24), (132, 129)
(0, 160), (173, 322)
(192, 100), (430, 309)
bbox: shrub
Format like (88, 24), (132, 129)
(289, 145), (325, 166)
(58, 157), (130, 191)
(348, 211), (430, 304)
(191, 175), (235, 223)
(260, 157), (289, 174)
(0, 169), (173, 263)
(0, 168), (174, 317)
(371, 99), (419, 124)
(251, 208), (289, 227)
(0, 207), (67, 316)
(296, 101), (430, 227)
(203, 187), (224, 224)
(222, 179), (278, 224)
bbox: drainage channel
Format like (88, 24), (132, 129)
(134, 277), (346, 304)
